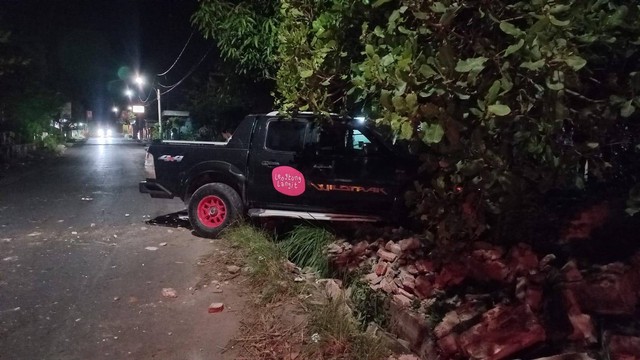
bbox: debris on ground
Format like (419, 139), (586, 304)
(161, 288), (178, 298)
(327, 225), (640, 360)
(145, 246), (158, 251)
(208, 302), (224, 313)
(226, 265), (240, 274)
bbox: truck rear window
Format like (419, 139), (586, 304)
(265, 121), (306, 152)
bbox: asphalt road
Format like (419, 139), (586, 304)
(0, 138), (244, 360)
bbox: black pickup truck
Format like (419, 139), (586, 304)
(139, 112), (415, 238)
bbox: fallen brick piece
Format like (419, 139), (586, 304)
(378, 248), (398, 262)
(398, 237), (421, 251)
(609, 335), (640, 360)
(161, 288), (178, 298)
(208, 302), (224, 313)
(458, 304), (545, 360)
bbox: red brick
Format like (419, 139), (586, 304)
(562, 288), (596, 344)
(404, 264), (420, 275)
(459, 304), (545, 360)
(573, 265), (637, 315)
(351, 241), (369, 256)
(381, 277), (399, 294)
(437, 333), (460, 356)
(393, 294), (412, 307)
(389, 301), (430, 348)
(609, 335), (640, 360)
(562, 261), (584, 282)
(208, 302), (224, 313)
(434, 263), (467, 289)
(508, 243), (539, 277)
(399, 237), (421, 251)
(364, 272), (383, 285)
(377, 248), (398, 262)
(434, 303), (480, 339)
(374, 260), (389, 276)
(414, 259), (435, 273)
(414, 276), (433, 299)
(397, 288), (415, 300)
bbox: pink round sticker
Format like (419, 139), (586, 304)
(272, 166), (306, 196)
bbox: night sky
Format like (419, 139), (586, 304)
(1, 0), (213, 120)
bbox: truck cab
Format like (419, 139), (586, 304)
(140, 112), (415, 237)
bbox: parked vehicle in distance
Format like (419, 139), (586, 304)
(139, 112), (416, 238)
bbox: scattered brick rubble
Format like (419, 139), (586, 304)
(328, 229), (640, 360)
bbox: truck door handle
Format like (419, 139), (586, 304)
(313, 164), (333, 170)
(261, 160), (280, 167)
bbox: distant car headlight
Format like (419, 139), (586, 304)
(97, 128), (105, 137)
(106, 129), (113, 137)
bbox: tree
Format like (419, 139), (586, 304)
(185, 62), (274, 139)
(0, 30), (29, 78)
(191, 0), (280, 77)
(0, 27), (65, 143)
(194, 0), (640, 244)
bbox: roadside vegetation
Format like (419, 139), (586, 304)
(280, 224), (334, 278)
(222, 223), (390, 360)
(193, 0), (640, 248)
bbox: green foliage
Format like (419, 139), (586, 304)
(275, 0), (368, 113)
(279, 224), (334, 276)
(223, 224), (301, 303)
(306, 297), (389, 360)
(39, 132), (64, 153)
(194, 0), (640, 244)
(191, 0), (279, 76)
(9, 90), (64, 141)
(0, 31), (29, 77)
(349, 279), (389, 329)
(186, 63), (273, 137)
(274, 0), (640, 243)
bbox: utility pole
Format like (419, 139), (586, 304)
(157, 88), (162, 140)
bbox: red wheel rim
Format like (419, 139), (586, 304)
(197, 195), (227, 228)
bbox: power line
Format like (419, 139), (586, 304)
(157, 32), (194, 77)
(159, 46), (214, 96)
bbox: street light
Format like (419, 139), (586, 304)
(133, 73), (162, 140)
(112, 106), (118, 113)
(134, 75), (145, 87)
(124, 88), (133, 99)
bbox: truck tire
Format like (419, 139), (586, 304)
(188, 183), (243, 238)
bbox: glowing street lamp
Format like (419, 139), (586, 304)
(112, 106), (118, 113)
(134, 75), (145, 87)
(133, 73), (163, 139)
(124, 88), (133, 99)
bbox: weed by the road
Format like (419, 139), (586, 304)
(350, 279), (389, 330)
(280, 224), (333, 277)
(223, 223), (301, 303)
(223, 223), (390, 360)
(305, 298), (389, 360)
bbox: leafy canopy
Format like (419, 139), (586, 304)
(194, 0), (640, 243)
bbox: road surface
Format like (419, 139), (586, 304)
(0, 138), (244, 359)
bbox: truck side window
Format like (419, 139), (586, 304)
(352, 129), (372, 151)
(308, 124), (375, 155)
(265, 121), (306, 152)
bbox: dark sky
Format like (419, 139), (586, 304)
(1, 0), (213, 119)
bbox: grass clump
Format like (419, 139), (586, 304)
(223, 223), (300, 303)
(305, 298), (389, 360)
(280, 224), (334, 277)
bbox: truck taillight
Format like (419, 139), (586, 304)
(144, 150), (156, 179)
